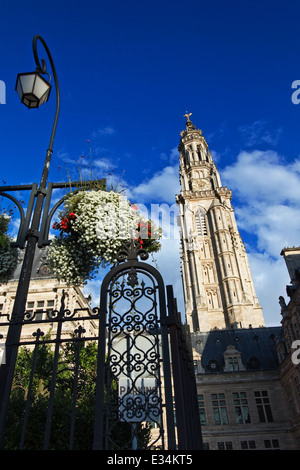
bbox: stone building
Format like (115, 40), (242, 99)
(277, 247), (300, 448)
(0, 246), (97, 343)
(176, 114), (300, 450)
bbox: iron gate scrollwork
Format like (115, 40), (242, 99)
(93, 240), (176, 450)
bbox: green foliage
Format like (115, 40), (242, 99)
(2, 338), (151, 450)
(0, 213), (18, 282)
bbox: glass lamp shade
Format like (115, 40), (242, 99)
(15, 71), (51, 108)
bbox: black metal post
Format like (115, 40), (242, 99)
(0, 35), (60, 446)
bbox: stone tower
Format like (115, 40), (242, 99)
(176, 114), (265, 332)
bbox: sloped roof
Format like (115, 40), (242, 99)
(192, 326), (283, 372)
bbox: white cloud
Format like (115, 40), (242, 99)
(222, 149), (300, 325)
(131, 165), (180, 204)
(238, 119), (282, 147)
(223, 150), (300, 204)
(247, 252), (290, 326)
(92, 126), (116, 138)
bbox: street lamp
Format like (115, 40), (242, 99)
(0, 35), (60, 445)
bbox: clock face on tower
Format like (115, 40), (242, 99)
(39, 263), (51, 276)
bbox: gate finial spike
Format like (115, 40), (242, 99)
(116, 239), (149, 263)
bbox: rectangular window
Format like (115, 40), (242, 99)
(217, 441), (232, 450)
(198, 394), (206, 425)
(37, 301), (44, 308)
(233, 392), (251, 423)
(254, 391), (273, 423)
(241, 440), (256, 449)
(211, 393), (228, 425)
(35, 311), (43, 321)
(264, 439), (279, 449)
(228, 357), (239, 371)
(46, 299), (55, 318)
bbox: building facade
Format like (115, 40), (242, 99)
(0, 246), (97, 343)
(277, 246), (300, 448)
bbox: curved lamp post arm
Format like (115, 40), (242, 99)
(32, 35), (60, 188)
(0, 35), (61, 445)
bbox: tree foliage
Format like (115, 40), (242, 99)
(2, 337), (150, 450)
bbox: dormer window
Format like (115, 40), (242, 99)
(228, 356), (239, 371)
(223, 345), (245, 372)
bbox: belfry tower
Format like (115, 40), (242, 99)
(176, 114), (265, 332)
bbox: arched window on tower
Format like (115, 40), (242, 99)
(195, 209), (207, 237)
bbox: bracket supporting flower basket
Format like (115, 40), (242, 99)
(0, 179), (106, 248)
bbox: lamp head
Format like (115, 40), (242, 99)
(15, 71), (51, 108)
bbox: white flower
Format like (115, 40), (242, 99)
(48, 190), (161, 285)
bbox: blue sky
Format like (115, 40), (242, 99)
(1, 0), (300, 326)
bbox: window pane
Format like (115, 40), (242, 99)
(235, 406), (243, 424)
(213, 409), (221, 425)
(221, 407), (228, 424)
(242, 406), (251, 423)
(265, 405), (273, 422)
(35, 311), (43, 321)
(200, 409), (206, 425)
(257, 405), (266, 423)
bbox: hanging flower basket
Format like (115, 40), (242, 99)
(48, 190), (162, 285)
(0, 213), (18, 283)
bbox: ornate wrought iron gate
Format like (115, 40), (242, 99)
(0, 240), (202, 450)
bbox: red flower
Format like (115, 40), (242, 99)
(69, 212), (76, 219)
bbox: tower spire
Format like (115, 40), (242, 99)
(176, 114), (264, 332)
